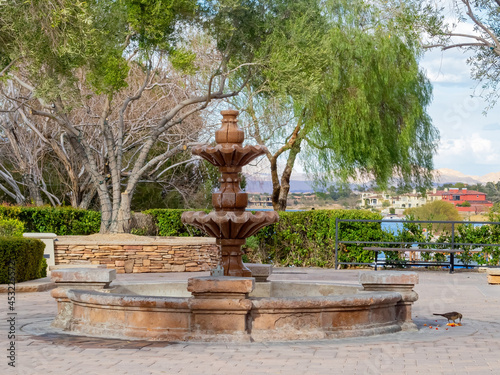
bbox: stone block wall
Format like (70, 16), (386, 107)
(54, 236), (219, 273)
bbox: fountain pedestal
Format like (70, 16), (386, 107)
(182, 110), (279, 277)
(188, 276), (254, 337)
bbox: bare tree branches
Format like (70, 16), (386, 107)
(422, 0), (500, 108)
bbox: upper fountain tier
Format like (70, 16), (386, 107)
(193, 110), (268, 169)
(192, 143), (267, 169)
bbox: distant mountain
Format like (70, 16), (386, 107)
(477, 172), (500, 184)
(245, 168), (500, 194)
(432, 168), (482, 185)
(245, 174), (315, 194)
(432, 168), (500, 185)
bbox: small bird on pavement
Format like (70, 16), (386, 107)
(433, 312), (462, 323)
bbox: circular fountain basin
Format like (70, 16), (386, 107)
(54, 279), (408, 342)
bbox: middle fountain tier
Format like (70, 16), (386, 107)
(181, 110), (279, 277)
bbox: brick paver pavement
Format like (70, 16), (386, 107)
(2, 269), (500, 375)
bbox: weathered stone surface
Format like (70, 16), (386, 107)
(124, 260), (135, 273)
(55, 235), (216, 246)
(49, 264), (106, 271)
(171, 264), (186, 272)
(359, 271), (419, 331)
(188, 276), (254, 294)
(49, 280), (409, 342)
(68, 245), (86, 251)
(51, 268), (116, 283)
(359, 271), (418, 286)
(54, 239), (219, 274)
(245, 263), (272, 282)
(488, 270), (500, 285)
(487, 268), (500, 276)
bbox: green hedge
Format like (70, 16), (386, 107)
(0, 237), (46, 283)
(0, 218), (25, 237)
(250, 209), (388, 267)
(0, 205), (101, 235)
(144, 209), (209, 237)
(146, 209), (393, 267)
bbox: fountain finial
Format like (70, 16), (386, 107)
(215, 110), (244, 145)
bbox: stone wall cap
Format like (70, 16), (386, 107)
(55, 234), (216, 246)
(486, 268), (500, 276)
(359, 271), (418, 285)
(23, 233), (57, 239)
(187, 276), (254, 294)
(51, 268), (116, 283)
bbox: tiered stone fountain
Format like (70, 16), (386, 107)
(181, 110), (279, 277)
(44, 111), (420, 343)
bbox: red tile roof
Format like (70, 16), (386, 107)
(441, 190), (484, 195)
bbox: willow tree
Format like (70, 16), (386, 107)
(0, 1), (285, 232)
(232, 0), (439, 210)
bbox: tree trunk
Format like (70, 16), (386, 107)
(24, 173), (44, 206)
(272, 139), (302, 211)
(116, 192), (132, 233)
(79, 185), (97, 210)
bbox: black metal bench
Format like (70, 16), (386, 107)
(363, 247), (463, 273)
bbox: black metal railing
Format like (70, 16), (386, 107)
(334, 218), (500, 271)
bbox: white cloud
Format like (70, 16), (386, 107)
(439, 138), (467, 156)
(435, 134), (500, 175)
(421, 49), (474, 84)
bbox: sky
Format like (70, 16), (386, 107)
(421, 48), (500, 177)
(418, 5), (500, 177)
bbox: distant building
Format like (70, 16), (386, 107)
(248, 194), (273, 207)
(426, 188), (444, 202)
(358, 187), (493, 214)
(440, 188), (493, 213)
(391, 190), (427, 209)
(360, 192), (391, 209)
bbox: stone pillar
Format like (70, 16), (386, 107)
(188, 276), (253, 339)
(487, 269), (500, 284)
(360, 271), (419, 331)
(23, 232), (57, 267)
(50, 268), (116, 329)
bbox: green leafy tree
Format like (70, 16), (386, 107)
(405, 200), (461, 233)
(231, 0), (439, 210)
(0, 1), (291, 232)
(489, 202), (500, 222)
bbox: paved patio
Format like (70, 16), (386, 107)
(2, 268), (500, 374)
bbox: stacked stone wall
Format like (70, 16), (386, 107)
(54, 236), (219, 273)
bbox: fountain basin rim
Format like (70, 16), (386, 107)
(65, 288), (401, 310)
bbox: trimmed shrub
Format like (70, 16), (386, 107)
(436, 223), (500, 266)
(0, 205), (100, 235)
(249, 209), (387, 267)
(0, 237), (46, 283)
(0, 218), (25, 237)
(145, 209), (396, 268)
(144, 209), (209, 237)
